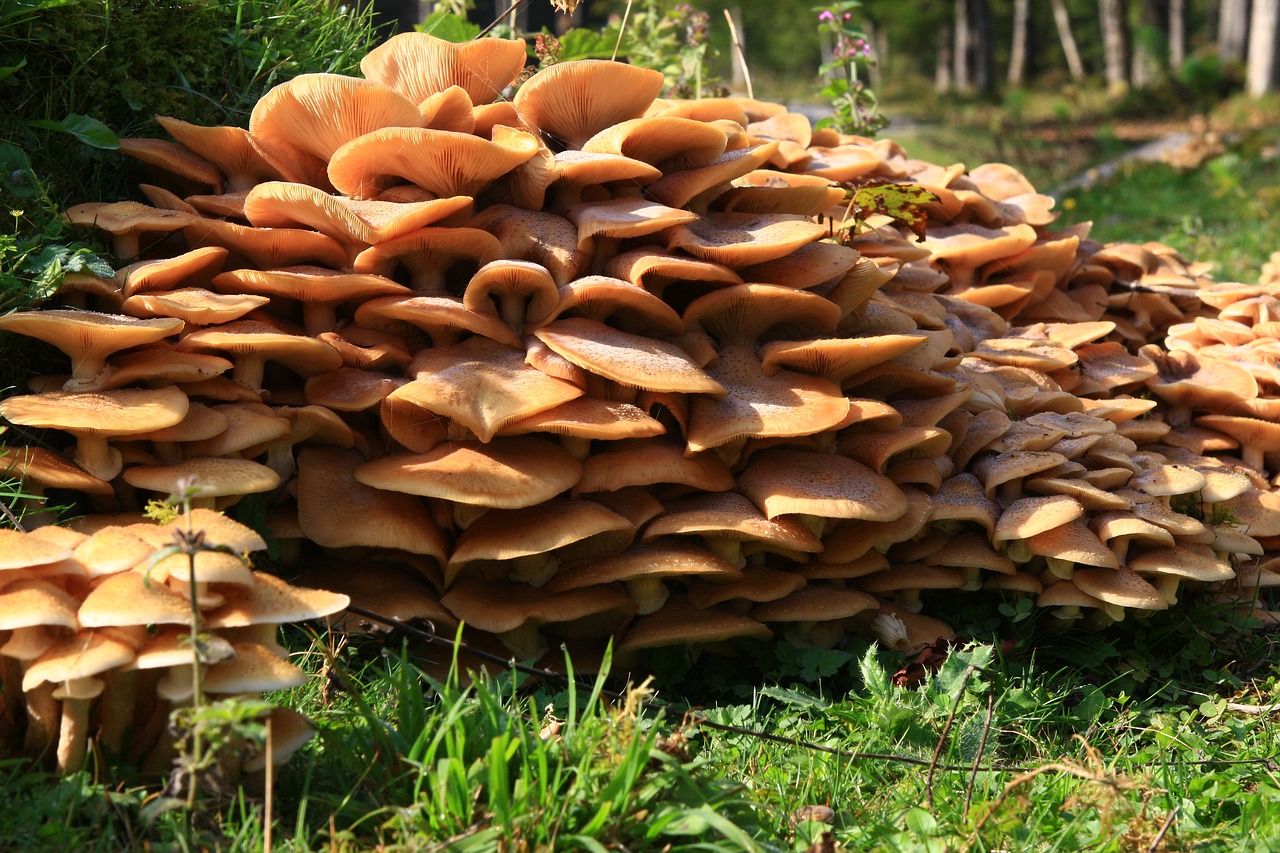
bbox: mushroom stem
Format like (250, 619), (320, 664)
(1243, 446), (1266, 476)
(624, 577), (670, 615)
(73, 436), (124, 482)
(302, 303), (339, 337)
(233, 355), (268, 392)
(704, 538), (746, 569)
(497, 624), (546, 661)
(56, 687), (98, 774)
(98, 669), (139, 758)
(112, 232), (141, 262)
(509, 554), (559, 587)
(1152, 574), (1181, 606)
(1046, 557), (1075, 580)
(23, 681), (58, 759)
(559, 436), (592, 461)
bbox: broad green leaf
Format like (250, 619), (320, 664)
(555, 27), (622, 61)
(849, 181), (937, 241)
(758, 684), (829, 709)
(931, 643), (993, 699)
(0, 142), (37, 198)
(26, 114), (119, 149)
(415, 9), (480, 42)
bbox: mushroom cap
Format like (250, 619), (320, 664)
(0, 310), (183, 381)
(354, 437), (582, 509)
(574, 439), (734, 494)
(122, 457), (281, 499)
(394, 337), (583, 442)
(203, 642), (308, 694)
(617, 597), (772, 652)
(500, 395), (666, 442)
(683, 283), (841, 347)
(686, 345), (849, 453)
(513, 60), (665, 150)
(177, 320), (344, 378)
(441, 578), (635, 638)
(122, 288), (270, 326)
(0, 579), (80, 630)
(360, 32), (527, 105)
(0, 385), (189, 437)
(78, 570), (195, 627)
(249, 73), (424, 168)
(664, 213), (827, 268)
(296, 446), (449, 562)
(534, 318), (726, 396)
(196, 573), (345, 632)
(1128, 544), (1235, 582)
(737, 448), (909, 521)
(0, 445), (114, 496)
(992, 495), (1085, 542)
(328, 126), (538, 199)
(22, 632), (135, 691)
(1072, 567), (1169, 611)
(751, 585), (878, 623)
(642, 491), (823, 552)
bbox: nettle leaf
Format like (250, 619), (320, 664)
(556, 27), (620, 61)
(415, 10), (480, 42)
(26, 114), (119, 149)
(931, 642), (993, 700)
(848, 181), (937, 241)
(858, 644), (892, 698)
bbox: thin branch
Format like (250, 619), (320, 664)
(612, 0), (634, 62)
(1146, 806), (1178, 853)
(722, 9), (753, 99)
(0, 496), (26, 532)
(928, 664), (980, 809)
(476, 0), (533, 39)
(964, 688), (997, 819)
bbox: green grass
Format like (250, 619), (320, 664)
(7, 592), (1279, 851)
(1055, 133), (1280, 284)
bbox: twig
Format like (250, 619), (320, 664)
(1146, 806), (1178, 852)
(612, 0), (634, 62)
(476, 0), (532, 39)
(264, 714), (274, 853)
(0, 496), (26, 533)
(722, 9), (752, 99)
(1225, 702), (1280, 715)
(964, 688), (997, 819)
(927, 664), (980, 809)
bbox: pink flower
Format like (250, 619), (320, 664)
(818, 10), (835, 21)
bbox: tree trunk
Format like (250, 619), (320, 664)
(1100, 0), (1130, 96)
(1248, 0), (1280, 94)
(1220, 0), (1251, 64)
(936, 24), (954, 93)
(953, 0), (971, 92)
(1008, 0), (1029, 86)
(1170, 0), (1186, 68)
(1130, 0), (1166, 89)
(1051, 0), (1087, 80)
(971, 0), (991, 91)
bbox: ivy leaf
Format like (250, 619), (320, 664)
(848, 181), (937, 241)
(26, 113), (119, 149)
(415, 9), (480, 42)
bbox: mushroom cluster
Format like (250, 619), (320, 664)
(0, 510), (348, 772)
(3, 33), (1280, 696)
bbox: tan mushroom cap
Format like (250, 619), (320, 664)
(155, 116), (284, 193)
(0, 310), (184, 384)
(737, 447), (909, 521)
(683, 283), (841, 347)
(644, 142), (781, 210)
(328, 126), (537, 200)
(353, 226), (503, 295)
(464, 259), (561, 335)
(244, 706), (316, 772)
(360, 32), (527, 105)
(565, 197), (699, 253)
(550, 275), (685, 337)
(644, 490), (822, 552)
(1071, 567), (1168, 613)
(176, 320), (343, 390)
(0, 579), (80, 630)
(394, 337), (582, 442)
(22, 631), (134, 693)
(0, 386), (189, 481)
(574, 439), (734, 495)
(202, 642), (307, 694)
(166, 508), (267, 554)
(664, 213), (828, 268)
(122, 288), (269, 326)
(295, 447), (448, 563)
(183, 216), (349, 270)
(534, 318), (726, 396)
(0, 445), (114, 496)
(78, 570), (195, 627)
(1027, 519), (1120, 573)
(467, 205), (588, 286)
(500, 396), (666, 443)
(441, 579), (635, 655)
(70, 526), (154, 578)
(1196, 415), (1280, 474)
(212, 265), (410, 335)
(618, 597), (772, 652)
(249, 73), (423, 175)
(1128, 544), (1235, 582)
(62, 201), (195, 259)
(182, 402), (289, 457)
(686, 345), (849, 453)
(203, 572), (350, 628)
(447, 496), (636, 586)
(513, 60), (665, 150)
(993, 495), (1085, 543)
(122, 457), (281, 503)
(686, 565), (807, 609)
(752, 585), (878, 624)
(606, 247), (742, 296)
(355, 436), (582, 509)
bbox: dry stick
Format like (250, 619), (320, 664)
(926, 664), (981, 810)
(1225, 701), (1280, 715)
(612, 0), (634, 62)
(475, 0), (532, 39)
(0, 496), (25, 532)
(264, 715), (274, 853)
(963, 688), (997, 819)
(722, 9), (753, 100)
(1146, 806), (1178, 853)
